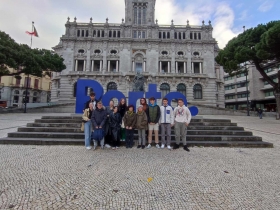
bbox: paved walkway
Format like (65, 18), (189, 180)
(0, 113), (280, 209)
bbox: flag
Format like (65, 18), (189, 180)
(25, 26), (39, 37)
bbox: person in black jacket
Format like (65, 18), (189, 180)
(146, 97), (161, 149)
(118, 98), (127, 141)
(91, 101), (107, 150)
(109, 106), (122, 149)
(84, 92), (98, 111)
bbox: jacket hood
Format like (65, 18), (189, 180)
(148, 102), (158, 107)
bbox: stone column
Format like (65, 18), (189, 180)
(168, 62), (170, 73)
(83, 60), (86, 71)
(91, 60), (94, 71)
(184, 62), (186, 73)
(200, 62), (202, 74)
(191, 62), (194, 73)
(159, 61), (162, 73)
(75, 60), (78, 71)
(176, 62), (178, 73)
(116, 60), (119, 72)
(99, 61), (102, 72)
(187, 57), (191, 73)
(107, 60), (110, 72)
(132, 61), (135, 72)
(143, 61), (146, 72)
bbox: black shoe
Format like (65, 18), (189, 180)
(142, 145), (145, 149)
(184, 145), (190, 152)
(173, 144), (179, 150)
(137, 145), (141, 149)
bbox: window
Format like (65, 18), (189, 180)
(14, 90), (20, 95)
(225, 84), (235, 90)
(224, 76), (235, 81)
(225, 95), (235, 100)
(236, 82), (249, 88)
(73, 82), (77, 97)
(110, 50), (117, 54)
(107, 82), (117, 92)
(94, 49), (101, 54)
(161, 51), (168, 55)
(134, 30), (145, 39)
(34, 79), (39, 89)
(265, 90), (274, 97)
(193, 84), (202, 99)
(78, 49), (85, 54)
(135, 63), (143, 73)
(24, 77), (31, 88)
(160, 83), (170, 97)
(177, 51), (184, 56)
(177, 83), (186, 96)
(237, 93), (249, 98)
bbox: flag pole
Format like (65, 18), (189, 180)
(24, 21), (34, 113)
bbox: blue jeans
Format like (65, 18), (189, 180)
(259, 113), (263, 119)
(84, 121), (92, 147)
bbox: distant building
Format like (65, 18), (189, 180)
(0, 68), (51, 108)
(52, 0), (224, 108)
(224, 62), (279, 111)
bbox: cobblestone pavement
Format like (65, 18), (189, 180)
(0, 113), (280, 209)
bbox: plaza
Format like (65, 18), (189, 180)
(0, 113), (279, 209)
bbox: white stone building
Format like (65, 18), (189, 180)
(52, 0), (224, 107)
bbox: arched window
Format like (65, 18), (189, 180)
(23, 91), (30, 95)
(177, 83), (186, 96)
(107, 82), (117, 92)
(14, 90), (20, 95)
(193, 84), (202, 99)
(160, 83), (170, 97)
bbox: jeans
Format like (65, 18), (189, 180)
(94, 138), (104, 147)
(174, 122), (187, 146)
(259, 113), (263, 119)
(84, 121), (92, 147)
(161, 123), (171, 145)
(138, 129), (146, 145)
(126, 129), (134, 148)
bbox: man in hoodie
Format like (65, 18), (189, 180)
(146, 97), (161, 149)
(91, 101), (107, 150)
(173, 98), (191, 151)
(159, 98), (174, 150)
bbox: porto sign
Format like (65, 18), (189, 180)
(75, 79), (199, 115)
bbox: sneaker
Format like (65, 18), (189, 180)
(116, 147), (119, 149)
(167, 145), (172, 150)
(173, 144), (179, 150)
(142, 145), (145, 149)
(184, 145), (190, 152)
(146, 144), (151, 149)
(137, 145), (142, 149)
(101, 145), (104, 149)
(161, 144), (165, 149)
(112, 147), (116, 150)
(86, 146), (92, 150)
(156, 144), (160, 149)
(105, 144), (111, 148)
(93, 146), (96, 150)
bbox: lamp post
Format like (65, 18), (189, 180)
(245, 68), (250, 116)
(24, 75), (29, 113)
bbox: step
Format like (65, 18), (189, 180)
(27, 123), (81, 128)
(18, 127), (84, 133)
(35, 119), (82, 123)
(7, 132), (262, 142)
(0, 138), (272, 148)
(203, 119), (231, 122)
(187, 130), (252, 136)
(188, 126), (244, 131)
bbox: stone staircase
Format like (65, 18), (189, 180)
(0, 115), (273, 148)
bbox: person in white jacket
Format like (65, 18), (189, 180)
(159, 98), (174, 150)
(173, 98), (192, 151)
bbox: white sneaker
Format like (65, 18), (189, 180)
(101, 145), (104, 149)
(167, 145), (172, 150)
(116, 147), (119, 149)
(86, 146), (92, 150)
(93, 146), (96, 150)
(156, 144), (160, 149)
(161, 144), (165, 149)
(105, 144), (111, 148)
(146, 144), (151, 149)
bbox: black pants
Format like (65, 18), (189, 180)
(125, 129), (134, 148)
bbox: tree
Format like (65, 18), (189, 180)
(215, 21), (280, 120)
(0, 31), (66, 78)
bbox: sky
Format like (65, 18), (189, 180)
(0, 0), (279, 50)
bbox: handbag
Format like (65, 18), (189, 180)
(91, 128), (104, 141)
(81, 122), (85, 131)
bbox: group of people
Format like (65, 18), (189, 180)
(82, 92), (192, 152)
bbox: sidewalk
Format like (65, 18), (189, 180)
(0, 113), (279, 209)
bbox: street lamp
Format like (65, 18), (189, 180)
(243, 26), (250, 116)
(24, 74), (30, 113)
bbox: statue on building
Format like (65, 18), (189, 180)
(132, 72), (145, 91)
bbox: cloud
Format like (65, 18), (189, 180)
(0, 0), (238, 50)
(258, 0), (274, 12)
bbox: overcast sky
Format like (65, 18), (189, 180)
(0, 0), (279, 50)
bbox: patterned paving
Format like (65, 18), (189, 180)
(0, 113), (279, 209)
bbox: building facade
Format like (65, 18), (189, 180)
(224, 62), (279, 112)
(0, 68), (51, 108)
(52, 0), (224, 107)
